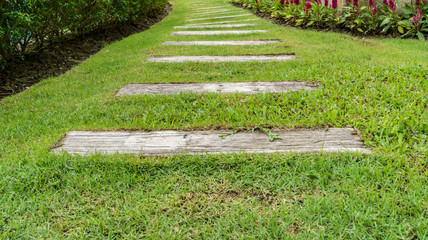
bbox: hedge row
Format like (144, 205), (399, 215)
(0, 0), (169, 68)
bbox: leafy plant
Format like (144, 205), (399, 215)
(0, 0), (169, 68)
(399, 0), (428, 40)
(235, 0), (428, 39)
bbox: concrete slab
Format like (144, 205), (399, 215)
(171, 30), (268, 36)
(187, 14), (253, 22)
(146, 55), (295, 63)
(116, 81), (316, 96)
(162, 40), (281, 46)
(174, 24), (258, 29)
(190, 6), (225, 10)
(192, 10), (240, 16)
(185, 19), (258, 26)
(53, 128), (371, 155)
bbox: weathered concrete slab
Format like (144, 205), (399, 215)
(116, 82), (316, 96)
(190, 6), (226, 10)
(162, 40), (281, 46)
(147, 55), (295, 63)
(186, 19), (258, 26)
(192, 10), (240, 16)
(171, 30), (268, 36)
(174, 24), (258, 29)
(187, 14), (253, 22)
(53, 128), (371, 155)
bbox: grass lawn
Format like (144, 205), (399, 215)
(0, 0), (427, 238)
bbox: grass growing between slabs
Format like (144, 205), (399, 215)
(0, 0), (427, 238)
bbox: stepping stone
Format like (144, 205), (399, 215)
(171, 30), (268, 36)
(187, 14), (253, 22)
(162, 40), (281, 46)
(192, 10), (239, 16)
(147, 55), (295, 63)
(190, 6), (225, 10)
(191, 11), (242, 17)
(186, 19), (258, 26)
(116, 82), (316, 96)
(53, 128), (371, 156)
(174, 24), (258, 29)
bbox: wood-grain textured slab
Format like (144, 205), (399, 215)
(174, 24), (258, 29)
(54, 128), (371, 155)
(186, 19), (258, 25)
(187, 14), (253, 22)
(146, 55), (295, 63)
(190, 6), (225, 10)
(192, 10), (241, 16)
(171, 30), (268, 36)
(162, 40), (281, 46)
(116, 82), (316, 96)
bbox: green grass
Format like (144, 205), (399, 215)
(0, 0), (427, 238)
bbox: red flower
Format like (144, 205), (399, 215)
(413, 7), (422, 25)
(332, 0), (338, 8)
(280, 0), (285, 4)
(353, 0), (358, 8)
(372, 6), (377, 14)
(305, 1), (312, 9)
(325, 0), (329, 6)
(369, 0), (376, 7)
(388, 0), (396, 10)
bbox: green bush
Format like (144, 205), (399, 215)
(0, 0), (168, 69)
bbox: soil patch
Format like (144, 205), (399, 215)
(0, 3), (172, 100)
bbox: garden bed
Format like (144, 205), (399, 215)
(231, 0), (427, 40)
(0, 3), (172, 100)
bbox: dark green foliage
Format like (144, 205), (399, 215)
(0, 0), (168, 68)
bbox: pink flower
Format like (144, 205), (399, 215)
(389, 0), (396, 10)
(353, 0), (358, 8)
(413, 7), (422, 25)
(372, 6), (377, 14)
(383, 0), (388, 5)
(280, 0), (285, 4)
(332, 0), (338, 8)
(305, 1), (312, 9)
(255, 0), (258, 3)
(369, 0), (376, 7)
(295, 0), (300, 5)
(325, 0), (329, 6)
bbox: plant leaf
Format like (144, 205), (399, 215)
(416, 32), (425, 41)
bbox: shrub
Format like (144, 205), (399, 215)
(0, 0), (168, 69)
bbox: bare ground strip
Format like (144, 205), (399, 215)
(116, 81), (315, 96)
(53, 128), (370, 155)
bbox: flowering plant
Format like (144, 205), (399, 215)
(232, 0), (428, 39)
